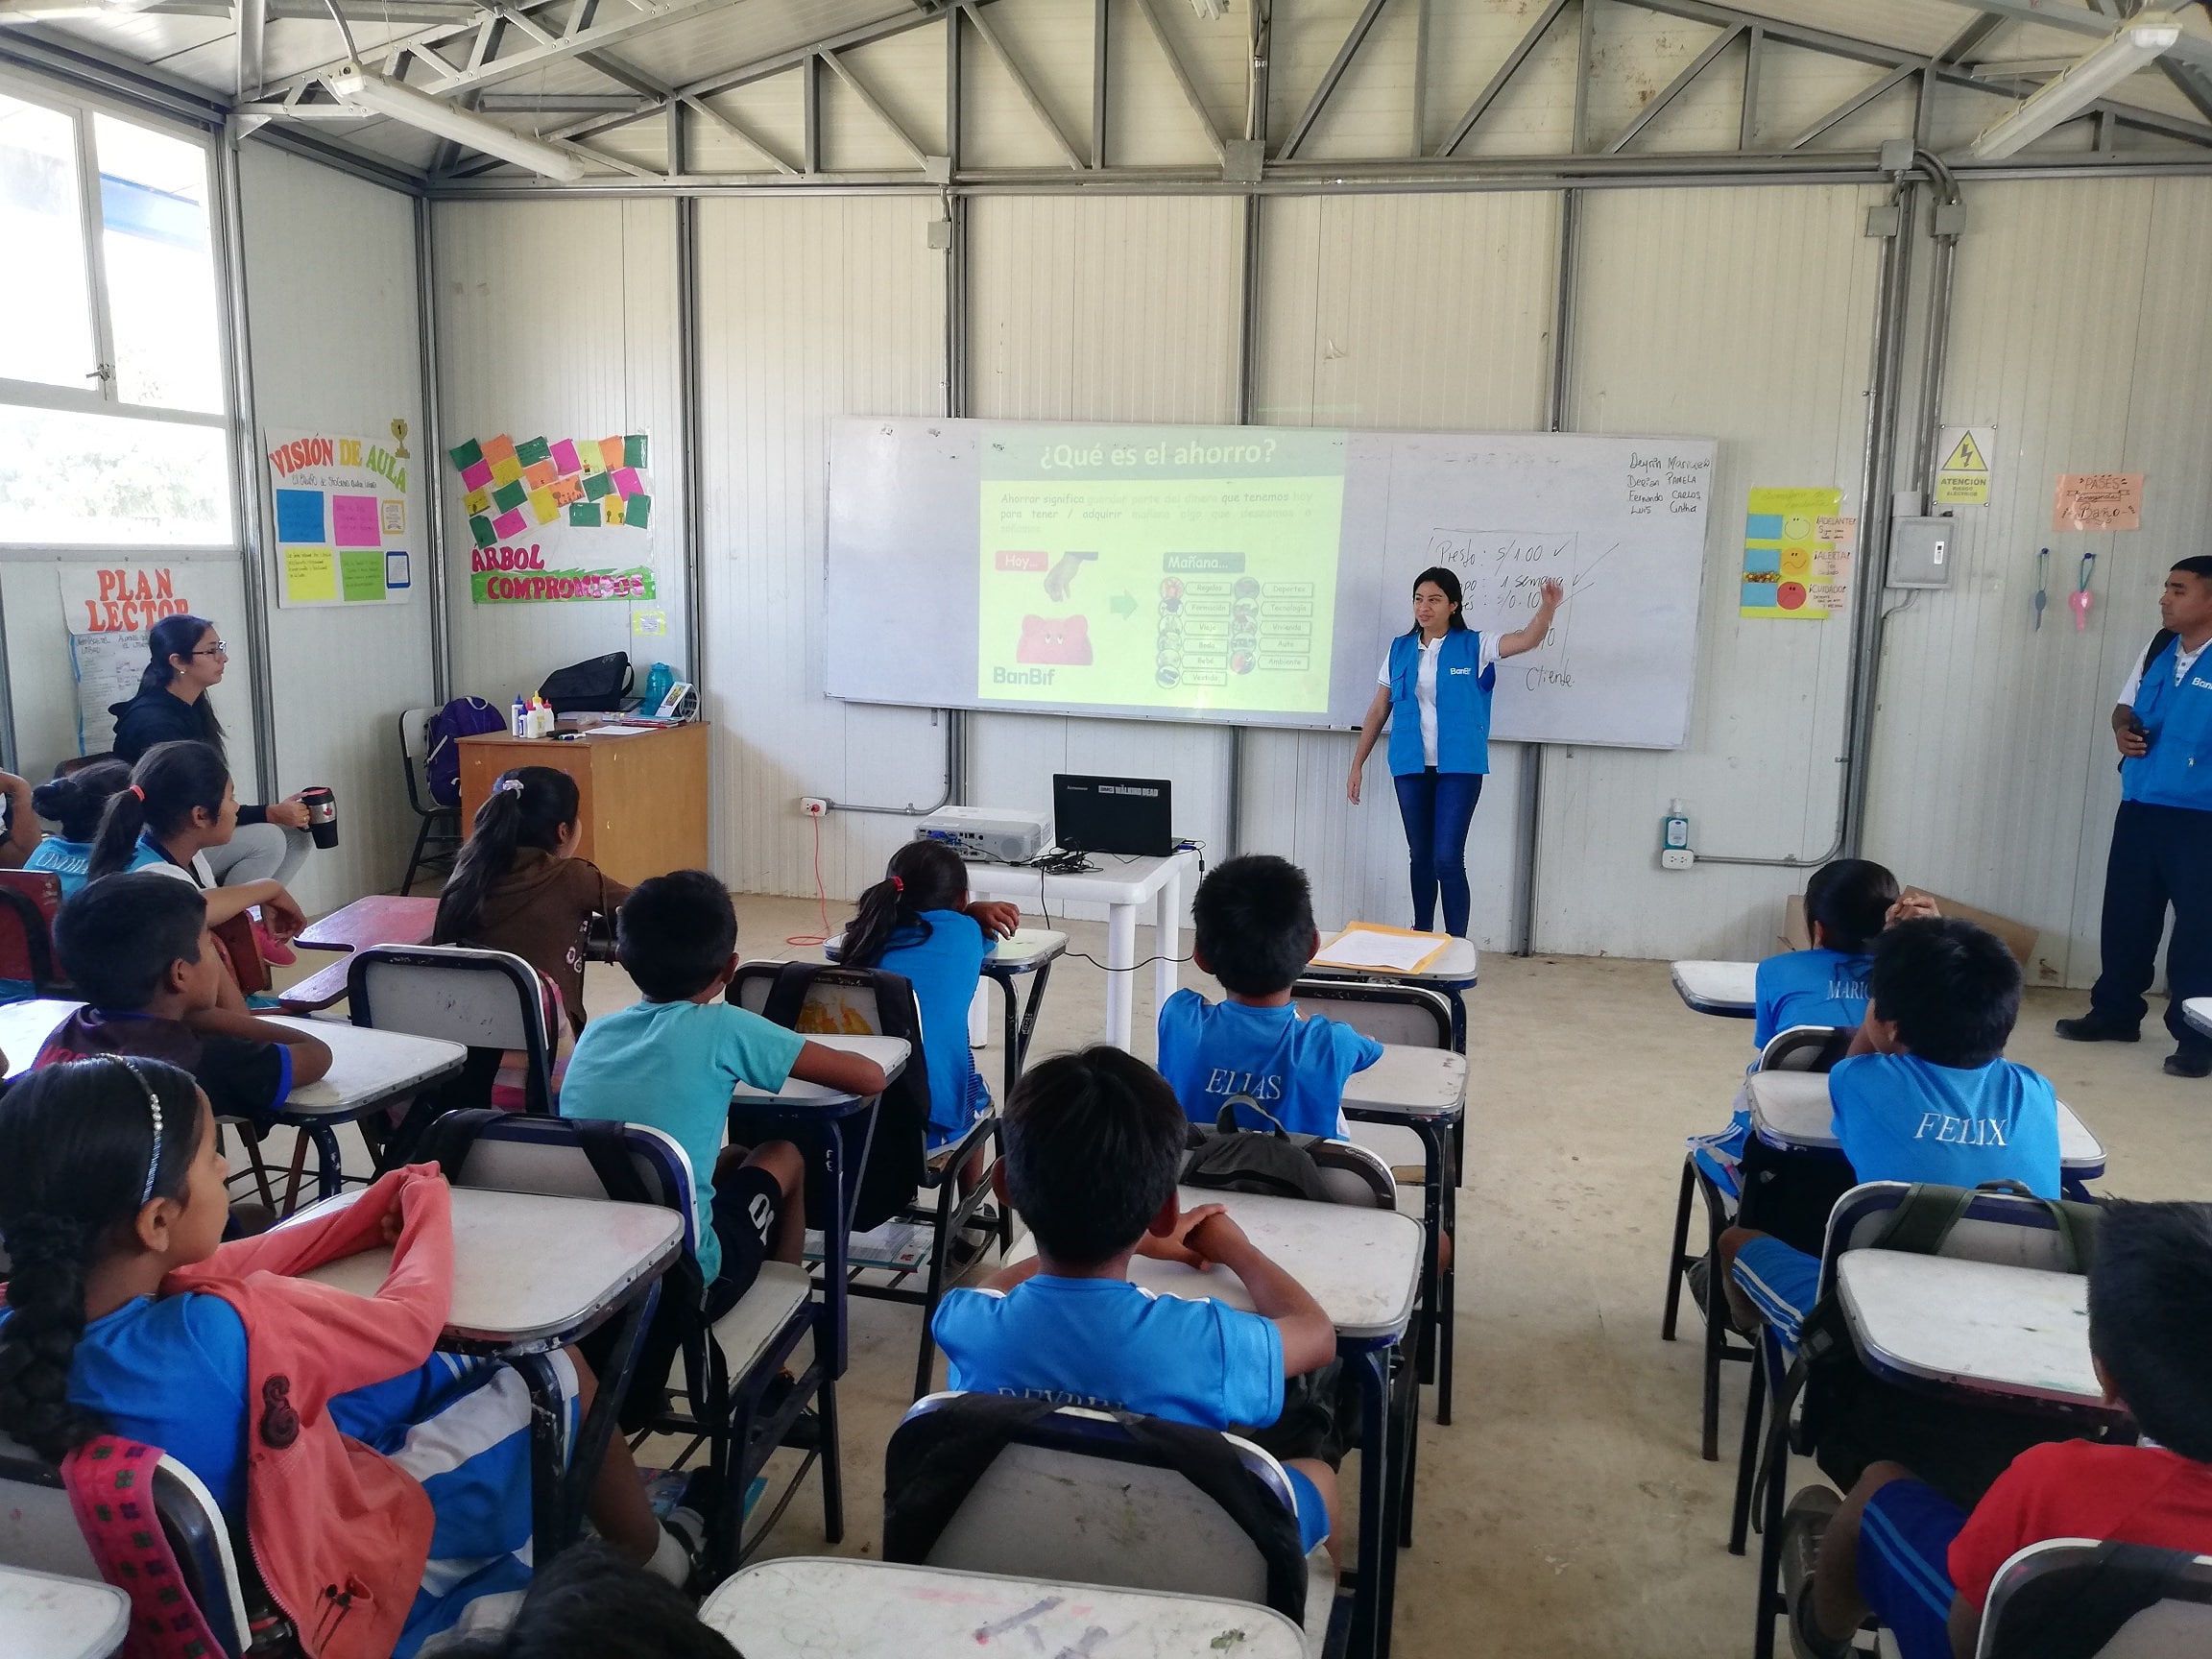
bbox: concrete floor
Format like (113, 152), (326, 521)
(274, 895), (2212, 1658)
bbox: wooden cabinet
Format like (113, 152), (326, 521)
(456, 723), (709, 887)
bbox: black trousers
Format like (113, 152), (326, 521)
(2089, 801), (2212, 1054)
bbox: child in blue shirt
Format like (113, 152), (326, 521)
(1719, 917), (2062, 1345)
(1753, 858), (1907, 1051)
(839, 840), (1018, 1150)
(21, 759), (132, 900)
(561, 870), (888, 1316)
(1157, 854), (1383, 1139)
(931, 1046), (1342, 1562)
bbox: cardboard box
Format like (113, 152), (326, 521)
(1782, 889), (2042, 974)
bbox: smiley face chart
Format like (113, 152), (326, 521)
(1741, 487), (1851, 620)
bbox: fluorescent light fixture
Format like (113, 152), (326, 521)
(1188, 0), (1227, 17)
(0, 0), (163, 22)
(1968, 12), (2183, 160)
(329, 62), (586, 181)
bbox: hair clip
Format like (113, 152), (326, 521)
(128, 783), (145, 801)
(495, 777), (526, 795)
(889, 875), (904, 894)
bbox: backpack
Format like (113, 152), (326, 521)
(539, 652), (633, 717)
(422, 697), (505, 808)
(1182, 1102), (1333, 1202)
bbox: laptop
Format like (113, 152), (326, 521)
(1052, 774), (1174, 857)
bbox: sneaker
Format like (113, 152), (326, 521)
(2056, 1014), (2139, 1043)
(1780, 1486), (1850, 1659)
(251, 918), (298, 967)
(1686, 1255), (1713, 1317)
(2165, 1049), (2212, 1079)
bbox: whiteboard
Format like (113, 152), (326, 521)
(825, 418), (1715, 749)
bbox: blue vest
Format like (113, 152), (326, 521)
(2124, 636), (2212, 812)
(1385, 629), (1494, 777)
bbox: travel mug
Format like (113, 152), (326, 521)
(301, 785), (340, 849)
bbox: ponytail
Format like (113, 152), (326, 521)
(137, 615), (225, 750)
(32, 759), (132, 843)
(843, 839), (969, 968)
(86, 741), (229, 880)
(0, 1058), (203, 1464)
(436, 766), (581, 942)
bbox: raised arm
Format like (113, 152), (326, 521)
(1347, 685), (1392, 805)
(1496, 578), (1564, 659)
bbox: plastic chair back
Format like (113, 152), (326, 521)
(348, 944), (556, 1113)
(0, 870), (64, 993)
(1291, 978), (1453, 1049)
(1759, 1023), (1850, 1073)
(1977, 1538), (2212, 1658)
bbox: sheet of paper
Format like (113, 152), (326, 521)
(581, 724), (649, 735)
(1312, 927), (1447, 973)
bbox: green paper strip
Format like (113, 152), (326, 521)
(624, 434), (646, 469)
(447, 438), (483, 470)
(568, 502), (602, 527)
(623, 493), (652, 530)
(517, 435), (551, 467)
(583, 470), (613, 501)
(340, 549), (385, 602)
(468, 513), (495, 547)
(491, 478), (527, 514)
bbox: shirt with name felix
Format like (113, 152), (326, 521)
(1156, 989), (1384, 1139)
(1829, 1049), (2060, 1198)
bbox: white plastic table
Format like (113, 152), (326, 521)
(1745, 1070), (2107, 1179)
(0, 998), (76, 1074)
(1671, 959), (1758, 1018)
(1834, 1252), (2106, 1408)
(960, 851), (1200, 1052)
(728, 1033), (910, 1107)
(2186, 998), (2212, 1039)
(1340, 1046), (1467, 1119)
(699, 1556), (1307, 1659)
(0, 1565), (130, 1659)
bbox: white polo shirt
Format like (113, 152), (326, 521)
(2118, 636), (2209, 706)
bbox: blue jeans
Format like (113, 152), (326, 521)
(1392, 768), (1483, 936)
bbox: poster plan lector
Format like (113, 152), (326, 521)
(825, 419), (1716, 749)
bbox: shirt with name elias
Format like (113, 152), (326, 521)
(932, 1274), (1285, 1431)
(1157, 989), (1384, 1138)
(1828, 1050), (2061, 1198)
(1753, 946), (1874, 1050)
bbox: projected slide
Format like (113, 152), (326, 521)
(974, 425), (1346, 715)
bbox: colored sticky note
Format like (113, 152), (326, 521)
(597, 437), (625, 470)
(550, 475), (584, 508)
(491, 478), (527, 515)
(283, 545), (337, 602)
(275, 488), (325, 543)
(516, 436), (552, 468)
(602, 495), (626, 526)
(611, 467), (642, 496)
(522, 459), (557, 491)
(492, 507), (527, 539)
(481, 434), (517, 466)
(447, 438), (484, 470)
(464, 488), (491, 516)
(622, 493), (651, 530)
(550, 439), (581, 475)
(623, 434), (646, 469)
(527, 487), (558, 524)
(341, 550), (385, 602)
(577, 445), (605, 476)
(460, 459), (493, 492)
(332, 493), (381, 548)
(583, 470), (613, 501)
(489, 455), (523, 488)
(568, 501), (602, 527)
(469, 513), (495, 548)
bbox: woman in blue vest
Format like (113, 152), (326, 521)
(1347, 566), (1563, 937)
(2058, 555), (2212, 1078)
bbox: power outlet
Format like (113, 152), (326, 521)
(798, 797), (829, 819)
(1660, 848), (1695, 871)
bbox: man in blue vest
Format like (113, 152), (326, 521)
(2057, 556), (2212, 1077)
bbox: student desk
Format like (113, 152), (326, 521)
(299, 1185), (683, 1557)
(0, 1565), (130, 1659)
(698, 1556), (1308, 1659)
(1834, 1253), (2111, 1411)
(1671, 959), (1758, 1018)
(959, 851), (1200, 1053)
(1009, 1188), (1423, 1659)
(456, 722), (709, 888)
(1341, 1045), (1467, 1427)
(1744, 1070), (2108, 1184)
(1307, 927), (1479, 1052)
(2187, 997), (2212, 1039)
(730, 1033), (909, 1379)
(0, 1002), (465, 1207)
(279, 895), (439, 1014)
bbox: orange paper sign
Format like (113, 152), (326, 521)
(2054, 473), (2143, 533)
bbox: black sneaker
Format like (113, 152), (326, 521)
(1780, 1487), (1850, 1659)
(2165, 1049), (2212, 1079)
(2056, 1014), (2140, 1043)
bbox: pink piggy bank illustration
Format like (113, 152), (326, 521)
(1018, 614), (1093, 665)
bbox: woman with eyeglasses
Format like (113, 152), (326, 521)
(106, 615), (314, 896)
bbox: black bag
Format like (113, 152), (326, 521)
(1794, 1182), (2115, 1507)
(1736, 1131), (1860, 1258)
(1182, 1103), (1333, 1202)
(538, 652), (634, 716)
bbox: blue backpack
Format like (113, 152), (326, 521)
(424, 696), (506, 808)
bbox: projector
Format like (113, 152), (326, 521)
(916, 806), (1051, 865)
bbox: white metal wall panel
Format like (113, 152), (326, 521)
(964, 195), (1244, 915)
(1546, 183), (1881, 960)
(1246, 190), (1558, 946)
(1863, 178), (2212, 990)
(238, 145), (436, 915)
(694, 196), (949, 904)
(431, 198), (686, 708)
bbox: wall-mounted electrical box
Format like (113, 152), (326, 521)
(1888, 516), (1955, 589)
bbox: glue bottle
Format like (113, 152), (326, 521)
(512, 694), (527, 739)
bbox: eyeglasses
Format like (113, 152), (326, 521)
(191, 642), (228, 657)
